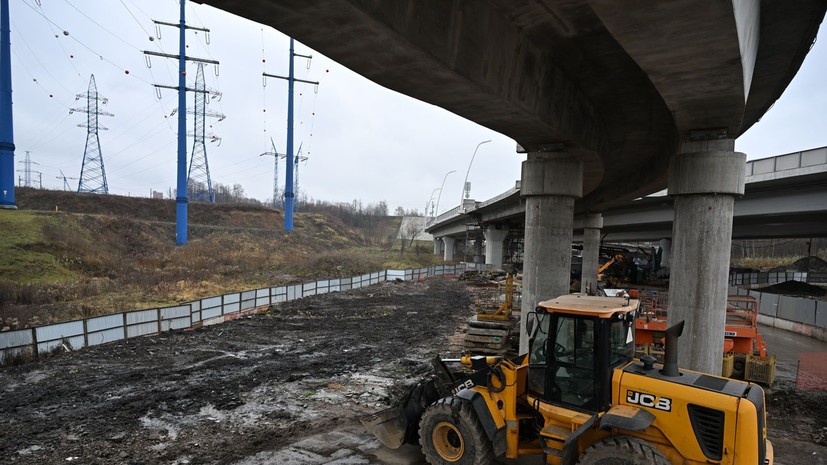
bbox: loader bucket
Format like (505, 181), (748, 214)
(360, 405), (410, 449)
(360, 378), (441, 449)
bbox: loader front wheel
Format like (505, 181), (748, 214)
(419, 397), (494, 465)
(577, 436), (670, 465)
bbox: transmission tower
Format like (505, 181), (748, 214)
(294, 142), (308, 209)
(17, 150), (38, 187)
(186, 63), (224, 204)
(56, 169), (79, 191)
(259, 138), (284, 208)
(72, 74), (113, 194)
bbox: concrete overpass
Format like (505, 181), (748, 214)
(196, 0), (826, 373)
(427, 146), (827, 242)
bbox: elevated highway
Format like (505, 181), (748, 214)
(196, 0), (826, 373)
(427, 146), (827, 241)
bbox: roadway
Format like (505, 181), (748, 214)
(426, 146), (827, 242)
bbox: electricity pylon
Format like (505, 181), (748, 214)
(72, 74), (113, 194)
(56, 169), (79, 191)
(259, 138), (284, 208)
(186, 63), (224, 204)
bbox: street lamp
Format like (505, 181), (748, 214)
(460, 140), (492, 207)
(426, 187), (441, 221)
(434, 170), (456, 218)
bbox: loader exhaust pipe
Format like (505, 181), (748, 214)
(660, 320), (685, 377)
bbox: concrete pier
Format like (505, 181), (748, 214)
(484, 226), (508, 268)
(667, 139), (745, 374)
(520, 153), (583, 353)
(580, 213), (603, 294)
(442, 237), (455, 262)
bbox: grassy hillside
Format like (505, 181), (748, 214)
(0, 189), (441, 329)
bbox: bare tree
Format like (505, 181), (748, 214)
(400, 217), (426, 255)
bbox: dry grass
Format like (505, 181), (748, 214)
(1, 194), (435, 329)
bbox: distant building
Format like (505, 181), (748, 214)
(151, 190), (164, 200)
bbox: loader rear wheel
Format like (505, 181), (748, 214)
(577, 436), (670, 465)
(419, 397), (494, 465)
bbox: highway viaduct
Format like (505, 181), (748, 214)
(426, 145), (827, 256)
(196, 0), (826, 374)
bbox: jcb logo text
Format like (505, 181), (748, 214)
(626, 390), (672, 412)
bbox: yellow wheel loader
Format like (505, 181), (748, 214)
(362, 295), (771, 464)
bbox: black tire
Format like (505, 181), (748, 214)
(577, 436), (670, 465)
(418, 397), (495, 465)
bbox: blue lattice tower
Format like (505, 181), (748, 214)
(186, 63), (224, 204)
(73, 75), (113, 194)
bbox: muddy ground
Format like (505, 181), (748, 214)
(1, 279), (825, 465)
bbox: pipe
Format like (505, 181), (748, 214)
(661, 320), (685, 377)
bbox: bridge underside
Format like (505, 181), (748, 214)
(197, 0), (823, 212)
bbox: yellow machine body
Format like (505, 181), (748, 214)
(363, 295), (771, 465)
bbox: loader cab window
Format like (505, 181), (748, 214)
(551, 316), (596, 409)
(527, 311), (599, 411)
(527, 311), (551, 396)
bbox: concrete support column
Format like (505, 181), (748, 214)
(474, 236), (483, 264)
(442, 237), (455, 262)
(580, 213), (603, 294)
(520, 153), (583, 353)
(667, 138), (745, 375)
(658, 238), (671, 271)
(484, 226), (509, 268)
(433, 238), (441, 256)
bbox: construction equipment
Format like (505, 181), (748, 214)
(635, 293), (775, 383)
(362, 295), (771, 465)
(463, 274), (519, 355)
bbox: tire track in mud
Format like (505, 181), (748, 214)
(0, 279), (470, 465)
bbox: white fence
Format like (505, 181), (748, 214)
(0, 264), (470, 363)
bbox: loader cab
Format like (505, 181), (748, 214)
(526, 295), (638, 413)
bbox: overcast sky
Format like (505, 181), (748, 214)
(8, 1), (827, 215)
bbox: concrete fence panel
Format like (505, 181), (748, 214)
(201, 296), (222, 320)
(339, 277), (352, 291)
(36, 320), (85, 354)
(87, 314), (125, 346)
(756, 292), (779, 317)
(255, 288), (270, 307)
(272, 286), (287, 303)
(240, 290), (257, 310)
(817, 301), (827, 329)
(223, 293), (241, 314)
(0, 329), (35, 362)
(329, 279), (340, 293)
(777, 295), (816, 325)
(189, 299), (202, 323)
(126, 309), (159, 338)
(316, 280), (329, 295)
(303, 282), (317, 298)
(287, 284), (299, 301)
(160, 305), (191, 331)
(387, 270), (405, 281)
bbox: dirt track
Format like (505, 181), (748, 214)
(0, 279), (468, 465)
(1, 278), (825, 465)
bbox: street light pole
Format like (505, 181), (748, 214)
(426, 187), (441, 221)
(460, 140), (492, 206)
(434, 170), (456, 219)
